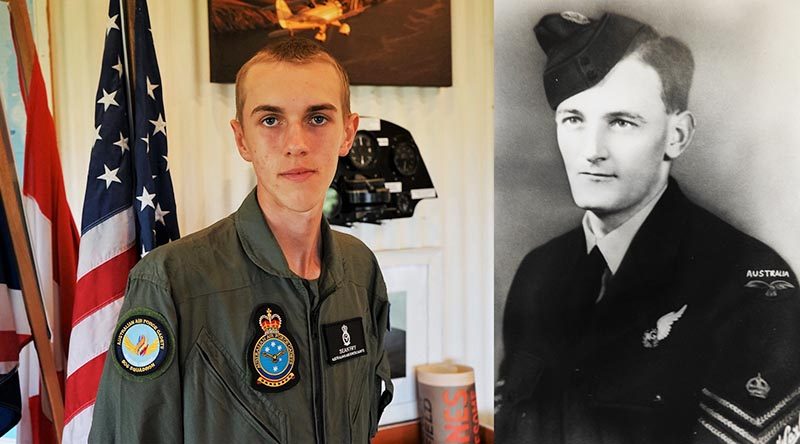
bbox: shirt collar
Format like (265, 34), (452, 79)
(234, 188), (344, 292)
(582, 184), (667, 274)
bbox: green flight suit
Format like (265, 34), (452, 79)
(89, 189), (393, 443)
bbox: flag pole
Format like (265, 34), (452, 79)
(119, 0), (136, 131)
(6, 0), (34, 99)
(0, 71), (65, 444)
(5, 0), (66, 441)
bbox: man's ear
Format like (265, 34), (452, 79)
(339, 113), (359, 157)
(230, 119), (252, 162)
(665, 110), (695, 160)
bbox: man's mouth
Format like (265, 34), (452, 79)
(280, 167), (317, 182)
(578, 171), (617, 182)
(579, 172), (616, 178)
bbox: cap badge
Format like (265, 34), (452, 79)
(745, 279), (795, 297)
(746, 373), (771, 399)
(250, 304), (299, 392)
(560, 11), (590, 25)
(643, 304), (687, 348)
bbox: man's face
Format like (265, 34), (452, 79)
(231, 60), (357, 215)
(555, 56), (675, 223)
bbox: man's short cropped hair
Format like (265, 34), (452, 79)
(234, 37), (351, 122)
(624, 33), (695, 113)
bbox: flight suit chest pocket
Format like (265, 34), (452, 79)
(184, 328), (287, 443)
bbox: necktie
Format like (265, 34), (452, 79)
(583, 246), (608, 303)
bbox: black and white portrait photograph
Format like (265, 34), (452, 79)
(493, 1), (800, 443)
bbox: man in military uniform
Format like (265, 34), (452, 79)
(495, 11), (800, 444)
(89, 38), (393, 443)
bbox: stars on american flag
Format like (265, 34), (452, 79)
(112, 57), (124, 78)
(106, 13), (119, 36)
(150, 113), (167, 136)
(154, 203), (170, 225)
(97, 165), (121, 189)
(136, 186), (156, 211)
(141, 134), (150, 153)
(97, 88), (118, 111)
(83, 0), (179, 260)
(113, 132), (129, 153)
(146, 76), (159, 100)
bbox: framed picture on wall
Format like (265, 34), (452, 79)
(207, 0), (452, 86)
(375, 248), (443, 425)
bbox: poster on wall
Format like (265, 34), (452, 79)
(208, 0), (452, 86)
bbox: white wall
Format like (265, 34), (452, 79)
(49, 0), (494, 425)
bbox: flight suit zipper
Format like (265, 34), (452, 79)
(299, 278), (326, 444)
(311, 307), (326, 444)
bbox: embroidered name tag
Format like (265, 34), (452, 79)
(323, 317), (367, 365)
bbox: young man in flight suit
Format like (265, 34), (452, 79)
(495, 11), (800, 444)
(89, 38), (393, 443)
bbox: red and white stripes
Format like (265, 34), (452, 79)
(62, 208), (136, 443)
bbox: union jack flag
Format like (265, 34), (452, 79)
(62, 0), (179, 441)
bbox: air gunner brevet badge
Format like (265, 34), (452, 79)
(745, 279), (795, 297)
(250, 304), (299, 392)
(642, 304), (687, 349)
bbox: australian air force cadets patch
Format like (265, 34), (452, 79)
(112, 308), (174, 380)
(250, 304), (299, 392)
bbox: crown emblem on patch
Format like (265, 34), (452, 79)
(250, 304), (298, 392)
(746, 373), (770, 399)
(259, 309), (282, 332)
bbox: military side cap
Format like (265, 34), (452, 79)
(534, 12), (656, 109)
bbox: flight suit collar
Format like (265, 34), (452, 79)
(234, 189), (345, 294)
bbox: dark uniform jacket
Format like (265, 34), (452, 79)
(89, 189), (393, 443)
(496, 178), (800, 444)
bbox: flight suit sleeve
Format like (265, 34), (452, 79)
(370, 265), (394, 437)
(88, 274), (182, 443)
(693, 261), (800, 444)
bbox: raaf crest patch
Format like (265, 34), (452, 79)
(112, 307), (175, 380)
(249, 304), (299, 392)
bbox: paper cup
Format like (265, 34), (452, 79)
(416, 364), (480, 444)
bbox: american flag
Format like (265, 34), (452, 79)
(62, 0), (179, 441)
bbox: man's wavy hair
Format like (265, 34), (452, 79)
(624, 31), (695, 113)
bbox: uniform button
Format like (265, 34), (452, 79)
(653, 394), (663, 403)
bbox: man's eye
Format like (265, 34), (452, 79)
(560, 116), (581, 125)
(261, 116), (279, 127)
(610, 119), (636, 128)
(310, 115), (328, 125)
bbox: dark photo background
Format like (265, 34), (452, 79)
(208, 0), (452, 86)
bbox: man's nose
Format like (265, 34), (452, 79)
(285, 122), (309, 156)
(582, 125), (609, 163)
